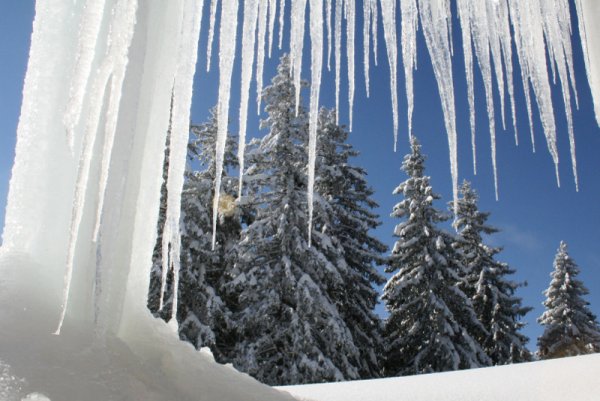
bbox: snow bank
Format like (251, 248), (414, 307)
(279, 354), (600, 401)
(0, 252), (295, 401)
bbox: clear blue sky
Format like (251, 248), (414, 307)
(1, 1), (599, 350)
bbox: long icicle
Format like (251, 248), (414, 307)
(238, 0), (260, 198)
(166, 0), (204, 326)
(307, 0), (323, 247)
(212, 0), (239, 249)
(346, 0), (355, 130)
(256, 0), (269, 113)
(401, 0), (418, 141)
(206, 0), (218, 72)
(334, 0), (342, 124)
(381, 0), (399, 150)
(93, 0), (138, 241)
(63, 0), (107, 153)
(418, 0), (459, 210)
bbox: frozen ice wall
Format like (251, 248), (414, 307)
(0, 0), (294, 399)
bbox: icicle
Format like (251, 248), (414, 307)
(326, 0), (332, 71)
(510, 0), (559, 182)
(56, 0), (139, 335)
(487, 0), (507, 132)
(334, 0), (342, 123)
(206, 0), (218, 72)
(93, 0), (138, 242)
(371, 0), (378, 66)
(457, 0), (476, 173)
(63, 0), (107, 153)
(401, 0), (418, 141)
(290, 0), (308, 116)
(159, 92), (175, 312)
(540, 0), (579, 189)
(238, 0), (260, 198)
(381, 0), (398, 150)
(278, 0), (285, 50)
(495, 0), (518, 145)
(363, 0), (371, 97)
(267, 0), (277, 58)
(346, 0), (355, 130)
(575, 0), (600, 126)
(166, 0), (204, 324)
(256, 0), (269, 112)
(307, 0), (323, 247)
(55, 71), (112, 335)
(212, 0), (239, 249)
(471, 0), (499, 199)
(418, 0), (459, 210)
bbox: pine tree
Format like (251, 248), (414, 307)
(226, 56), (362, 385)
(314, 108), (387, 378)
(147, 108), (239, 361)
(537, 241), (600, 359)
(382, 137), (490, 376)
(453, 180), (531, 365)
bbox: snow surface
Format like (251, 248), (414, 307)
(279, 354), (600, 401)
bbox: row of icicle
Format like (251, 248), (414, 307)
(57, 0), (595, 334)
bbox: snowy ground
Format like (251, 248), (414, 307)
(279, 353), (600, 401)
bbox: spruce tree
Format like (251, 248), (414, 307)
(226, 56), (361, 385)
(382, 137), (490, 376)
(453, 180), (531, 364)
(537, 241), (600, 359)
(147, 108), (239, 361)
(315, 108), (387, 378)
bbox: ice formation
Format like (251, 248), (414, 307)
(0, 0), (294, 399)
(212, 0), (239, 249)
(2, 0), (600, 398)
(307, 0), (324, 246)
(237, 0), (260, 198)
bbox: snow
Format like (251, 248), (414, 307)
(279, 354), (600, 401)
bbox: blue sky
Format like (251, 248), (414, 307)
(1, 1), (599, 350)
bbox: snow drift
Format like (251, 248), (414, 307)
(280, 353), (600, 401)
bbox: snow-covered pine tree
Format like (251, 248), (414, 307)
(314, 108), (387, 378)
(382, 137), (490, 376)
(537, 241), (600, 359)
(147, 108), (240, 361)
(453, 180), (531, 365)
(225, 56), (361, 385)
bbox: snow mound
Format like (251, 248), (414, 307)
(0, 252), (295, 401)
(279, 353), (600, 401)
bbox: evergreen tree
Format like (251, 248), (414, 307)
(453, 180), (531, 365)
(382, 137), (490, 376)
(226, 56), (361, 385)
(537, 242), (600, 359)
(147, 108), (240, 361)
(314, 108), (387, 378)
